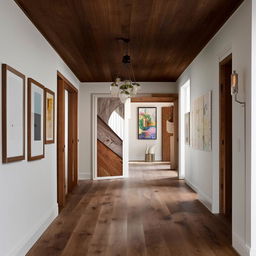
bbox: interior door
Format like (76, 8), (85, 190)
(57, 73), (78, 211)
(162, 106), (172, 162)
(219, 55), (232, 222)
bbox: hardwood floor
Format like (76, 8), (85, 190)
(27, 165), (238, 256)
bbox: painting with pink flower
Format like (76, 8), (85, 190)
(138, 107), (157, 139)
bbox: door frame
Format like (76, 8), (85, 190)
(219, 54), (233, 218)
(92, 94), (129, 180)
(131, 93), (179, 173)
(57, 71), (78, 210)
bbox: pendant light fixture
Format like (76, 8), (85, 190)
(110, 38), (141, 103)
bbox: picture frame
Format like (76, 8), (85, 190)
(45, 88), (55, 144)
(2, 64), (26, 163)
(138, 107), (157, 140)
(28, 78), (45, 161)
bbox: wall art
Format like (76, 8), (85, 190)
(138, 107), (157, 140)
(45, 88), (55, 144)
(2, 64), (25, 163)
(28, 78), (45, 161)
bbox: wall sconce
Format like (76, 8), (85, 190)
(230, 70), (245, 105)
(231, 71), (238, 95)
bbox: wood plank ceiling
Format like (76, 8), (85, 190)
(15, 0), (243, 82)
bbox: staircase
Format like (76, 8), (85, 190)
(97, 98), (123, 177)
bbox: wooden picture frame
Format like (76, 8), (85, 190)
(2, 64), (26, 163)
(28, 78), (45, 161)
(138, 107), (157, 140)
(45, 88), (55, 144)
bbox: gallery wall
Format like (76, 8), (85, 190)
(0, 1), (80, 256)
(129, 102), (173, 161)
(79, 82), (177, 180)
(176, 1), (251, 255)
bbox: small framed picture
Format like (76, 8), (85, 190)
(138, 107), (157, 140)
(2, 64), (25, 163)
(45, 88), (55, 144)
(28, 78), (45, 161)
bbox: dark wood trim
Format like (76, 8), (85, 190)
(68, 91), (78, 192)
(2, 64), (26, 163)
(138, 107), (157, 140)
(162, 107), (172, 161)
(219, 54), (232, 220)
(57, 71), (78, 93)
(57, 72), (78, 211)
(152, 93), (179, 99)
(172, 99), (179, 170)
(57, 77), (66, 210)
(132, 96), (176, 103)
(27, 78), (45, 161)
(44, 88), (55, 144)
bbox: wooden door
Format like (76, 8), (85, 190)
(171, 99), (179, 170)
(219, 55), (232, 221)
(68, 91), (78, 192)
(162, 107), (172, 161)
(57, 72), (78, 211)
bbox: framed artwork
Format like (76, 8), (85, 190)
(203, 91), (212, 151)
(138, 107), (157, 139)
(191, 91), (212, 151)
(28, 78), (45, 161)
(185, 112), (190, 145)
(45, 88), (55, 144)
(2, 64), (25, 163)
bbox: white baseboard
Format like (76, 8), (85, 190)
(7, 204), (58, 256)
(79, 171), (91, 180)
(185, 178), (212, 212)
(233, 232), (250, 256)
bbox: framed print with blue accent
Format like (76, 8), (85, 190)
(28, 78), (45, 161)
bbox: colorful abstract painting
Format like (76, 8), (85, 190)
(138, 107), (157, 139)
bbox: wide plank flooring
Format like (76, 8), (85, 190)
(27, 164), (238, 256)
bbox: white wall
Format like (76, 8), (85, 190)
(0, 1), (80, 256)
(177, 1), (251, 255)
(79, 82), (177, 179)
(129, 102), (173, 161)
(250, 0), (256, 254)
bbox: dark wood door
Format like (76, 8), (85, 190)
(57, 72), (78, 211)
(172, 99), (179, 170)
(219, 55), (232, 221)
(162, 107), (172, 161)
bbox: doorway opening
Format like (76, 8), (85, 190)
(180, 80), (191, 179)
(92, 94), (129, 180)
(57, 72), (78, 211)
(129, 94), (179, 178)
(219, 54), (232, 224)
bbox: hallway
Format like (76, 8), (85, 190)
(27, 165), (237, 256)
